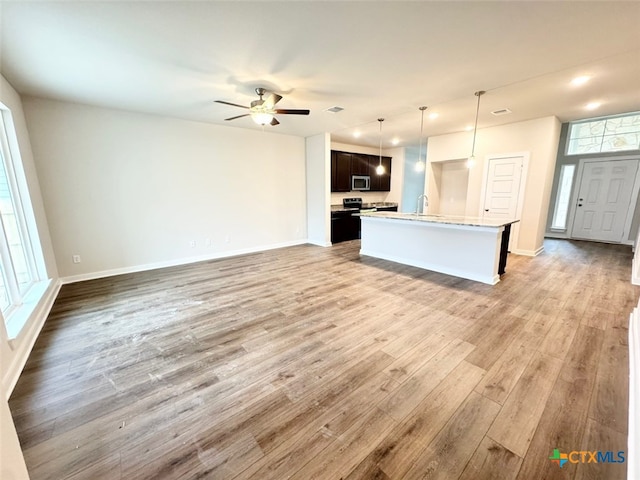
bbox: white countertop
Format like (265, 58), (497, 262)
(360, 211), (520, 228)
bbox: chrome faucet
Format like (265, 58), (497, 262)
(416, 194), (428, 214)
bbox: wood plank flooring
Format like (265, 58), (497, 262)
(9, 238), (637, 479)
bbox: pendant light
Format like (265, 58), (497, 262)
(467, 90), (485, 169)
(376, 118), (385, 175)
(415, 106), (427, 172)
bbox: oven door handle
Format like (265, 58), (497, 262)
(352, 208), (377, 216)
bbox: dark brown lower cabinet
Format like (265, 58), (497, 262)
(331, 211), (360, 243)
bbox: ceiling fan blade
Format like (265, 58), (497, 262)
(274, 109), (310, 115)
(264, 93), (283, 109)
(215, 100), (249, 109)
(224, 114), (250, 121)
(270, 117), (280, 126)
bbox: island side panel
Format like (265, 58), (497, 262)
(360, 217), (504, 285)
(498, 224), (512, 275)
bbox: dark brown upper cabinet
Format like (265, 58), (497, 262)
(331, 151), (352, 192)
(369, 156), (392, 192)
(330, 150), (392, 192)
(350, 154), (370, 176)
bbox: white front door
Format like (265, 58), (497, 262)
(482, 155), (525, 250)
(571, 158), (639, 243)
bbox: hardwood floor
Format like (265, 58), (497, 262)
(9, 239), (637, 479)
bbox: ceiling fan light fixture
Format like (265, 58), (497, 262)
(251, 112), (274, 125)
(216, 88), (309, 127)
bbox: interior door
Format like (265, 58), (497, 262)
(483, 155), (524, 250)
(483, 156), (524, 218)
(571, 159), (639, 242)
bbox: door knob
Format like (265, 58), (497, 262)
(484, 209), (489, 212)
(578, 203), (583, 207)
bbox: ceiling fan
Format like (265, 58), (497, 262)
(215, 88), (310, 126)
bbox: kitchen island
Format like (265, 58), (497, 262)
(359, 212), (519, 285)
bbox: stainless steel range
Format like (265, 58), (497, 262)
(331, 198), (397, 244)
(342, 197), (362, 210)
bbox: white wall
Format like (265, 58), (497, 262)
(306, 133), (330, 246)
(631, 295), (640, 480)
(427, 116), (561, 255)
(0, 385), (29, 479)
(23, 98), (308, 280)
(438, 160), (469, 216)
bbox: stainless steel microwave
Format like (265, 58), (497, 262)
(352, 175), (370, 191)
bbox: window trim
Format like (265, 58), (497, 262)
(0, 104), (49, 338)
(0, 114), (38, 288)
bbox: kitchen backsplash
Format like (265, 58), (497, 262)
(331, 191), (391, 205)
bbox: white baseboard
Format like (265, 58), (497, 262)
(629, 305), (640, 479)
(310, 241), (332, 247)
(544, 232), (569, 239)
(61, 239), (308, 284)
(4, 279), (61, 399)
(511, 246), (545, 257)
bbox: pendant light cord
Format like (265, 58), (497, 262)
(418, 106), (427, 163)
(470, 91), (485, 157)
(378, 118), (384, 166)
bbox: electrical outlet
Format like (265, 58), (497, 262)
(189, 240), (196, 248)
(225, 235), (230, 243)
(205, 238), (212, 247)
(72, 255), (81, 264)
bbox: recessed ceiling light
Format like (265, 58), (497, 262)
(465, 125), (473, 131)
(391, 138), (399, 146)
(353, 131), (361, 138)
(325, 106), (344, 113)
(571, 75), (591, 86)
(586, 102), (601, 110)
(429, 113), (439, 120)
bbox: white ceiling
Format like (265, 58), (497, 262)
(1, 1), (639, 148)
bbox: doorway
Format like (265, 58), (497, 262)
(570, 158), (640, 243)
(482, 154), (527, 250)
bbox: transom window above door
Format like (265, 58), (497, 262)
(567, 112), (640, 155)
